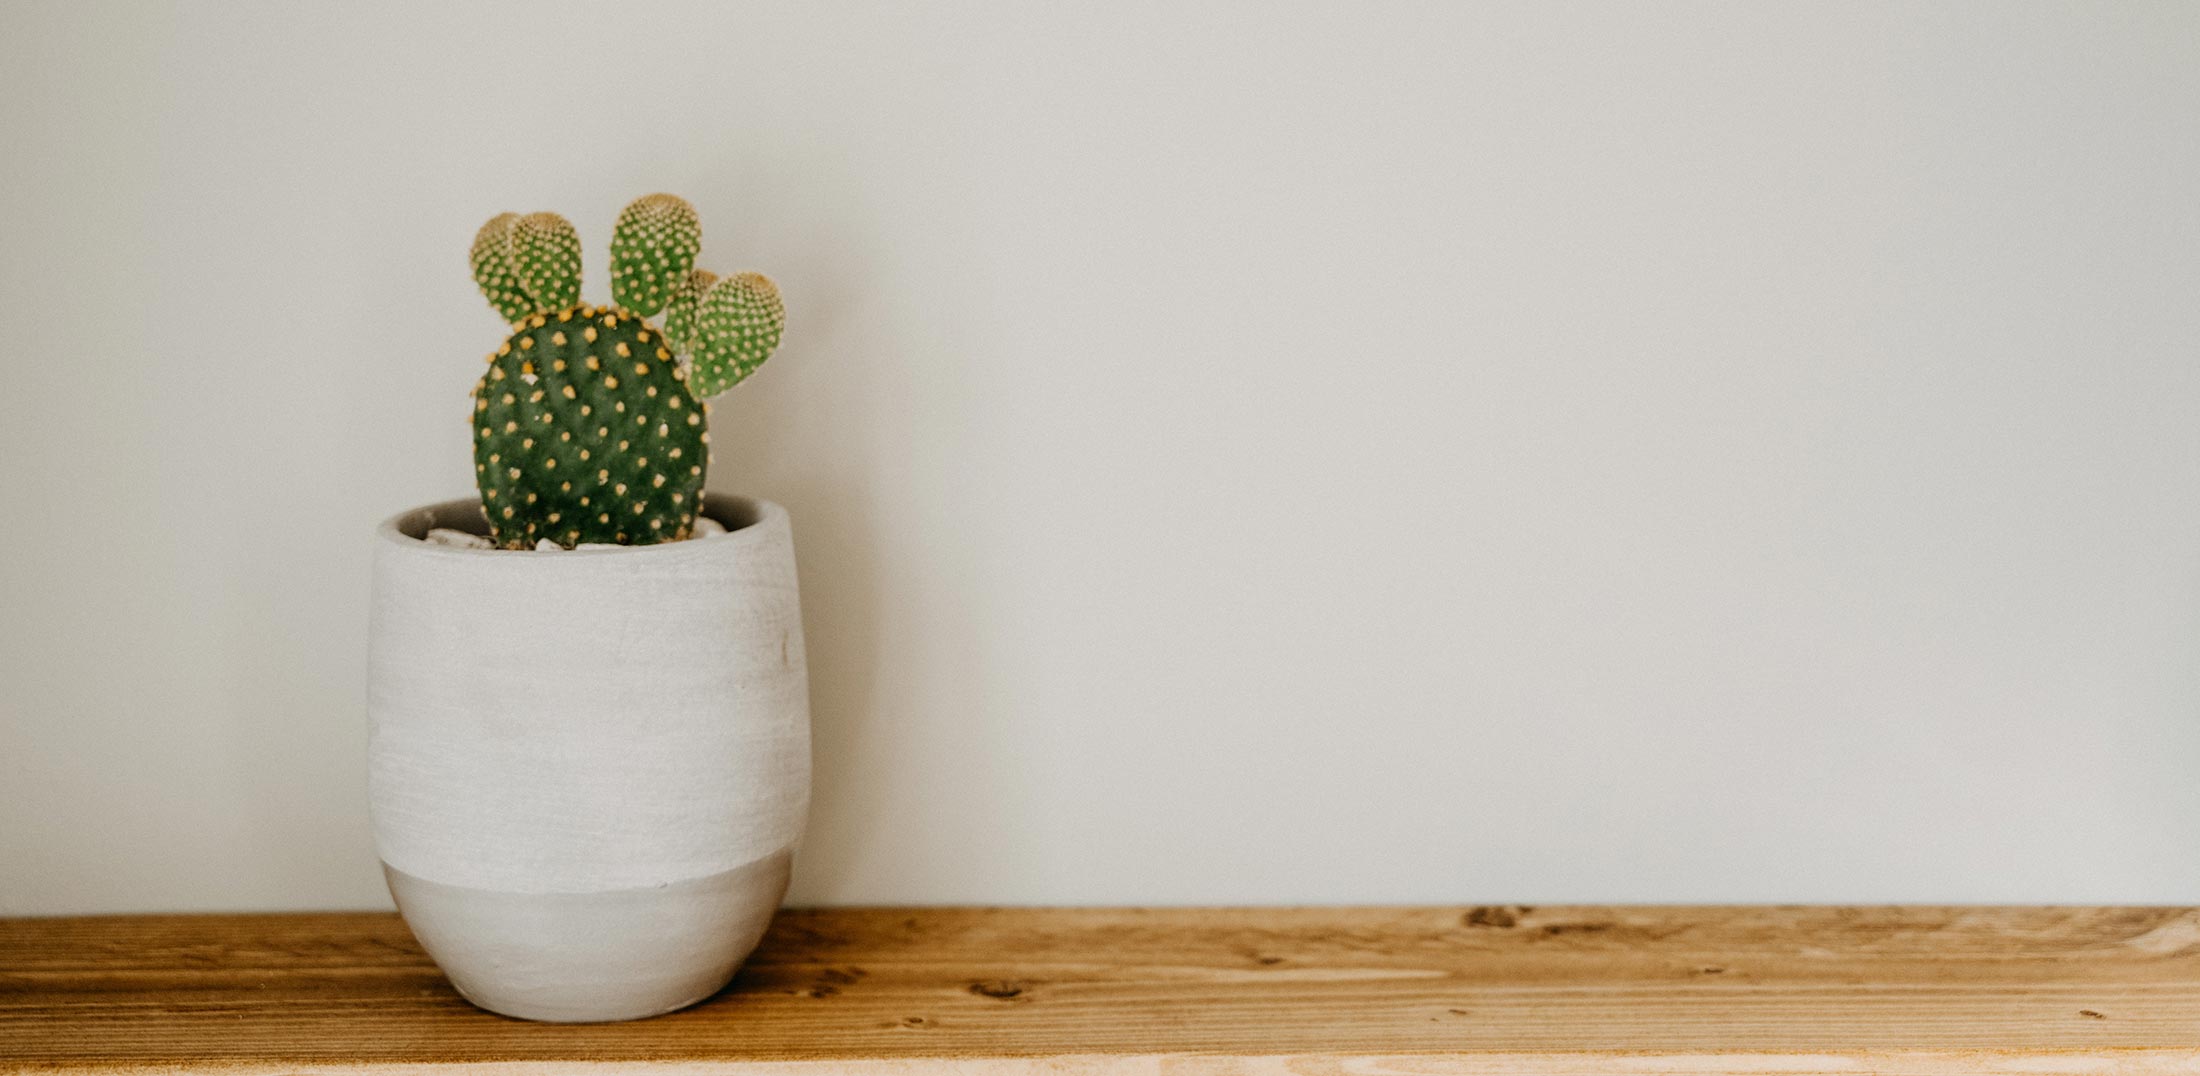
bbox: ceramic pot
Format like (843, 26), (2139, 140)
(367, 495), (809, 1022)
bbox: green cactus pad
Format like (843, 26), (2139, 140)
(470, 305), (709, 548)
(608, 194), (702, 317)
(469, 213), (533, 323)
(508, 212), (582, 312)
(690, 272), (785, 397)
(661, 268), (718, 356)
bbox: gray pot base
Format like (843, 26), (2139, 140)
(383, 849), (793, 1023)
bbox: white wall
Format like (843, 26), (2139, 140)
(5, 1), (2199, 915)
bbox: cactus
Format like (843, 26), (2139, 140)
(608, 194), (701, 317)
(661, 268), (717, 356)
(691, 273), (786, 397)
(464, 194), (784, 549)
(469, 214), (533, 323)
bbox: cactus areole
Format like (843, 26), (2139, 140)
(464, 194), (785, 549)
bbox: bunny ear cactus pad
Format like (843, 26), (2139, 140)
(470, 214), (534, 323)
(661, 268), (718, 357)
(690, 272), (785, 397)
(508, 212), (583, 311)
(471, 306), (708, 548)
(609, 194), (702, 317)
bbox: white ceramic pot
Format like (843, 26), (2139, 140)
(367, 495), (810, 1023)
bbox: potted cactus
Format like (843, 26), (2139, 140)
(366, 194), (808, 1022)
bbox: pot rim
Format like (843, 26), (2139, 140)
(375, 494), (784, 559)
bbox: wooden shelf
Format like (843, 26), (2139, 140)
(4, 906), (2198, 1073)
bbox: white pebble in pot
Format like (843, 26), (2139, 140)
(425, 528), (492, 550)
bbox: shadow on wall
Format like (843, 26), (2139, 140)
(696, 156), (951, 903)
(716, 406), (889, 902)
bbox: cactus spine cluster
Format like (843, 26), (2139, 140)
(466, 194), (786, 549)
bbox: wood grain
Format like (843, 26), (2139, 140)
(3, 906), (2198, 1073)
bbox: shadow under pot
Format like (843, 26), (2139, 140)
(366, 495), (810, 1022)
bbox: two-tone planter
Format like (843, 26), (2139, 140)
(367, 495), (809, 1022)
